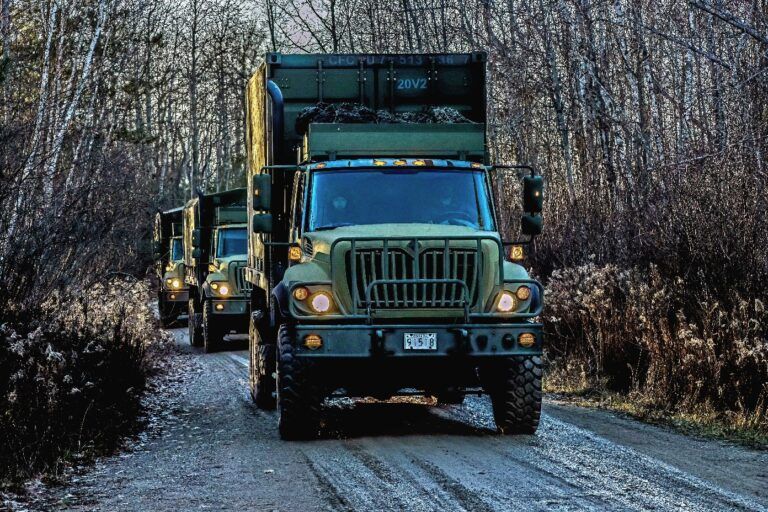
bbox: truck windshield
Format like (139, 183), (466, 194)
(308, 169), (494, 231)
(216, 228), (247, 258)
(170, 238), (183, 261)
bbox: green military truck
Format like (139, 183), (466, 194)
(153, 207), (188, 327)
(244, 52), (544, 439)
(183, 188), (251, 352)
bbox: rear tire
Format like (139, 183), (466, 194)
(277, 324), (322, 440)
(203, 301), (224, 353)
(188, 297), (203, 347)
(249, 312), (276, 409)
(482, 356), (542, 435)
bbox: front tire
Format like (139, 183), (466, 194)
(482, 356), (542, 435)
(203, 301), (224, 353)
(249, 312), (276, 409)
(188, 297), (203, 347)
(277, 324), (322, 440)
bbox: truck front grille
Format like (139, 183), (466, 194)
(346, 247), (480, 309)
(233, 264), (252, 294)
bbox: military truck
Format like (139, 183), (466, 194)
(183, 188), (251, 352)
(244, 52), (545, 439)
(153, 207), (188, 327)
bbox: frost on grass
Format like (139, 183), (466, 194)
(0, 278), (171, 484)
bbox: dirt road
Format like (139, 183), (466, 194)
(49, 326), (768, 511)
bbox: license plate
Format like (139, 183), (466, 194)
(404, 332), (437, 350)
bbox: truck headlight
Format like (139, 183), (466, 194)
(495, 291), (518, 312)
(171, 279), (181, 289)
(211, 282), (229, 296)
(309, 291), (333, 313)
(515, 286), (531, 300)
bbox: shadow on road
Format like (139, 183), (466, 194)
(319, 400), (496, 439)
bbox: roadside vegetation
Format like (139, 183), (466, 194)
(0, 280), (169, 485)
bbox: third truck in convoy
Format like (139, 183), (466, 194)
(154, 207), (188, 327)
(244, 52), (545, 439)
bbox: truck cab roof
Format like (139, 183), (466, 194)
(307, 158), (486, 171)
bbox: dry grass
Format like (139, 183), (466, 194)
(0, 278), (169, 485)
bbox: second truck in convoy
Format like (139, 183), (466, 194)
(244, 52), (546, 439)
(183, 188), (251, 352)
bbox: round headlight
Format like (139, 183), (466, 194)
(171, 279), (181, 289)
(309, 291), (333, 313)
(496, 291), (517, 313)
(516, 286), (531, 301)
(218, 285), (229, 296)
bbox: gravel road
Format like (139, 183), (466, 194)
(47, 326), (768, 511)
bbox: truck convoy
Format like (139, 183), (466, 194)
(244, 52), (545, 439)
(183, 188), (251, 352)
(153, 207), (188, 327)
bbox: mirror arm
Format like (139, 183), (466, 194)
(492, 164), (536, 177)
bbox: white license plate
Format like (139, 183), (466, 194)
(404, 332), (437, 350)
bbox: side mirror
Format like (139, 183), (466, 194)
(521, 214), (543, 236)
(192, 248), (202, 259)
(192, 228), (201, 248)
(252, 213), (273, 234)
(252, 174), (272, 211)
(523, 175), (544, 213)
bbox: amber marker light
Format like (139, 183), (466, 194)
(215, 303), (225, 311)
(315, 162), (326, 169)
(373, 160), (387, 166)
(471, 162), (483, 168)
(393, 159), (407, 166)
(518, 333), (536, 347)
(293, 287), (309, 301)
(304, 334), (323, 350)
(516, 286), (531, 301)
(509, 245), (524, 261)
(288, 245), (302, 262)
(413, 160), (426, 166)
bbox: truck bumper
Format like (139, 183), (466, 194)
(163, 290), (189, 304)
(210, 298), (249, 316)
(293, 322), (543, 359)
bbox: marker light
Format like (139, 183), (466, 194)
(516, 286), (531, 301)
(304, 334), (323, 350)
(509, 245), (524, 261)
(215, 303), (225, 311)
(393, 160), (407, 166)
(496, 291), (517, 313)
(518, 333), (536, 347)
(293, 287), (309, 301)
(471, 162), (483, 168)
(315, 162), (327, 169)
(211, 282), (219, 290)
(413, 160), (426, 166)
(288, 245), (302, 262)
(373, 160), (387, 166)
(309, 291), (333, 313)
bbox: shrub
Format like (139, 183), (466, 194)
(545, 262), (768, 427)
(0, 279), (165, 483)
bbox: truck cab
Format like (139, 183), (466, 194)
(244, 52), (544, 439)
(153, 208), (189, 327)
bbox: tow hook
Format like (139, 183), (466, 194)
(448, 328), (471, 355)
(370, 328), (394, 356)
